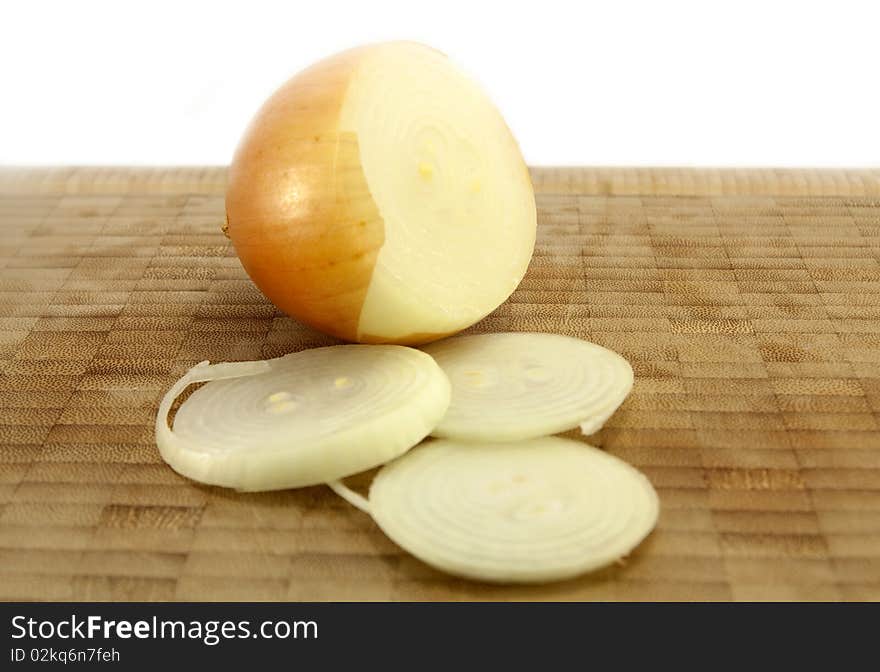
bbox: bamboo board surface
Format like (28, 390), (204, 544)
(0, 167), (878, 602)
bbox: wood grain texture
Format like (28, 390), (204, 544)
(0, 167), (878, 602)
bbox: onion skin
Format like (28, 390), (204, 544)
(226, 46), (384, 342)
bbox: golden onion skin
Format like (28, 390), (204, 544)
(226, 46), (384, 342)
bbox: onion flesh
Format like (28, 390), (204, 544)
(155, 346), (450, 491)
(421, 332), (634, 441)
(367, 437), (659, 583)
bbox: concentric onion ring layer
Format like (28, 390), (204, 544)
(369, 437), (659, 583)
(158, 345), (451, 491)
(422, 332), (634, 441)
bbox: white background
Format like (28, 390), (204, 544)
(2, 0), (878, 167)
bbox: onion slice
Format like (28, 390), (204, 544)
(368, 437), (659, 583)
(155, 346), (450, 491)
(327, 480), (372, 515)
(422, 332), (634, 441)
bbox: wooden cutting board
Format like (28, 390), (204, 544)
(0, 167), (878, 602)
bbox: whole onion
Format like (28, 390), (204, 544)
(226, 42), (536, 344)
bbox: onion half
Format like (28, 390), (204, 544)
(226, 42), (536, 344)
